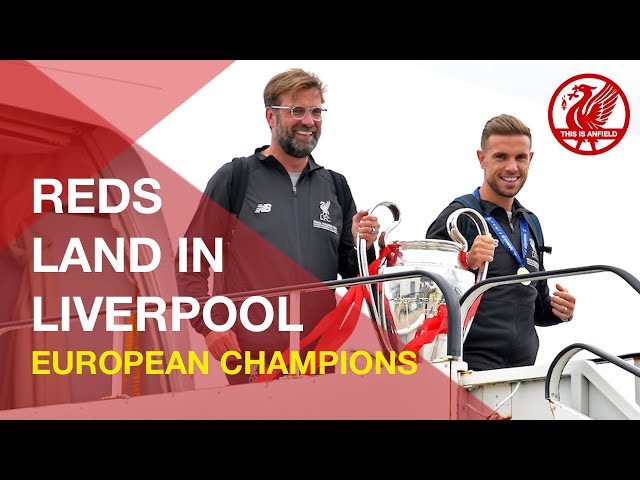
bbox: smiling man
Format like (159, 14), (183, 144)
(176, 68), (380, 385)
(425, 114), (577, 372)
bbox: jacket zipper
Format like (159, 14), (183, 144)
(292, 184), (302, 264)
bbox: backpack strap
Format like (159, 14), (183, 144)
(229, 156), (249, 218)
(454, 193), (480, 212)
(328, 169), (350, 213)
(226, 156), (249, 241)
(454, 193), (483, 240)
(521, 210), (551, 254)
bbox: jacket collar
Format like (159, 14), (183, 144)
(254, 145), (323, 173)
(478, 195), (528, 217)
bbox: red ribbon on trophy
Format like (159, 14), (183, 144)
(402, 296), (481, 358)
(254, 243), (400, 383)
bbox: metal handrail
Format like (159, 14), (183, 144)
(590, 352), (640, 364)
(6, 264), (640, 373)
(0, 268), (464, 360)
(544, 343), (640, 403)
(459, 265), (640, 332)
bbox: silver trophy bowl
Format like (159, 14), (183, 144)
(379, 239), (475, 361)
(358, 202), (489, 362)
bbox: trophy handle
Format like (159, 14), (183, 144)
(446, 207), (491, 343)
(356, 201), (402, 277)
(356, 201), (402, 353)
(371, 201), (402, 249)
(446, 208), (490, 283)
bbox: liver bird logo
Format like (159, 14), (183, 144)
(564, 81), (619, 150)
(548, 73), (629, 156)
(319, 200), (331, 221)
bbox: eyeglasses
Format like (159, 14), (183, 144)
(269, 105), (327, 121)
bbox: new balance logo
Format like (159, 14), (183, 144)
(255, 203), (272, 213)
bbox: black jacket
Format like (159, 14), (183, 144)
(176, 146), (372, 356)
(426, 195), (563, 371)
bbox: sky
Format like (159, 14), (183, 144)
(135, 60), (640, 391)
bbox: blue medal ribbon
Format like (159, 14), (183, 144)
(473, 188), (528, 268)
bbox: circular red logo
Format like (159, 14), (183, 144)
(548, 73), (630, 156)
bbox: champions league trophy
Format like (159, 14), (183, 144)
(357, 202), (489, 362)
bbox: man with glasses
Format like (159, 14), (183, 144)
(177, 68), (380, 385)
